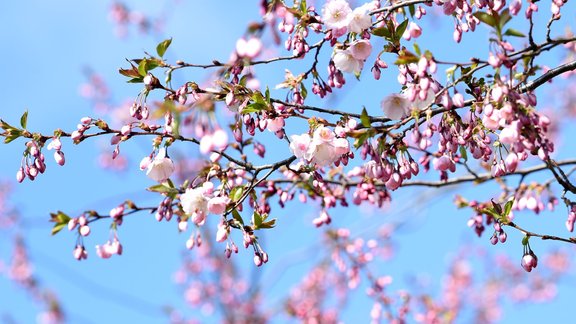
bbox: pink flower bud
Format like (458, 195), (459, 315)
(490, 235), (498, 245)
(185, 237), (195, 250)
(79, 225), (91, 236)
(68, 218), (78, 231)
(505, 152), (519, 172)
(71, 130), (83, 141)
(54, 151), (65, 166)
(254, 254), (263, 267)
(47, 138), (62, 151)
(216, 225), (228, 242)
(452, 93), (465, 107)
(78, 215), (87, 226)
(16, 168), (25, 183)
(73, 245), (87, 260)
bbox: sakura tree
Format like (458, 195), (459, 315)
(1, 0), (576, 322)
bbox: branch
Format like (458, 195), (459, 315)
(505, 222), (576, 244)
(520, 60), (576, 93)
(370, 0), (432, 15)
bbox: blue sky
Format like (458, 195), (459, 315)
(1, 1), (576, 323)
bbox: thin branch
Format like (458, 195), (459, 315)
(505, 222), (576, 244)
(520, 60), (576, 93)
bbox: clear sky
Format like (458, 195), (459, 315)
(1, 1), (575, 323)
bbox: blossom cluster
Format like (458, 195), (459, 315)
(289, 126), (350, 167)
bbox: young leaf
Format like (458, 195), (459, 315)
(138, 59), (149, 76)
(503, 198), (514, 218)
(504, 28), (526, 37)
(459, 146), (468, 161)
(147, 184), (178, 194)
(360, 107), (371, 128)
(259, 218), (277, 229)
(372, 26), (391, 39)
(252, 211), (263, 229)
(473, 12), (496, 28)
(20, 110), (28, 129)
(51, 222), (67, 235)
(231, 209), (244, 225)
(156, 38), (172, 58)
(395, 20), (409, 41)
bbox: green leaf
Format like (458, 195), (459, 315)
(473, 12), (496, 28)
(137, 59), (160, 77)
(459, 146), (468, 161)
(354, 131), (370, 149)
(372, 26), (391, 39)
(138, 59), (148, 76)
(504, 28), (526, 37)
(231, 209), (244, 225)
(265, 86), (270, 103)
(51, 223), (67, 235)
(522, 235), (530, 246)
(503, 199), (514, 218)
(259, 218), (277, 229)
(230, 186), (244, 202)
(300, 83), (308, 100)
(299, 0), (307, 13)
(242, 102), (267, 114)
(156, 38), (172, 58)
(147, 184), (178, 194)
(394, 51), (419, 65)
(498, 9), (512, 31)
(481, 207), (500, 220)
(408, 4), (415, 17)
(20, 110), (28, 129)
(119, 67), (141, 78)
(4, 130), (22, 144)
(252, 211), (263, 229)
(360, 107), (371, 128)
(251, 91), (266, 104)
(127, 77), (144, 83)
(413, 43), (421, 57)
(395, 19), (409, 41)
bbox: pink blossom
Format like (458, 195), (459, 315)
(139, 156), (151, 170)
(199, 134), (214, 154)
(180, 187), (209, 225)
(146, 148), (175, 182)
(350, 39), (372, 61)
(347, 3), (372, 33)
(235, 37), (262, 59)
(266, 117), (285, 132)
(47, 138), (62, 151)
(322, 0), (352, 30)
(207, 196), (230, 214)
(433, 155), (455, 172)
(290, 134), (315, 161)
(333, 48), (362, 73)
(499, 123), (519, 144)
(381, 94), (410, 120)
(212, 129), (228, 150)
